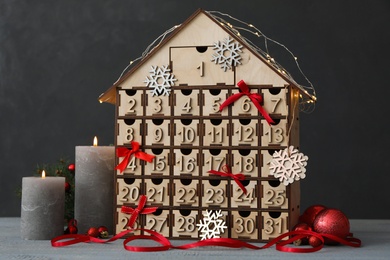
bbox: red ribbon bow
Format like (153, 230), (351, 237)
(115, 141), (155, 174)
(121, 195), (158, 228)
(208, 165), (247, 195)
(219, 80), (275, 125)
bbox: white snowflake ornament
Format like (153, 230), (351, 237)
(144, 65), (177, 96)
(269, 146), (308, 186)
(211, 36), (243, 71)
(197, 210), (227, 240)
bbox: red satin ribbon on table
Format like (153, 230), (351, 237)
(219, 80), (275, 125)
(51, 229), (133, 247)
(123, 229), (361, 253)
(208, 165), (247, 195)
(115, 141), (155, 173)
(52, 228), (361, 253)
(121, 195), (158, 228)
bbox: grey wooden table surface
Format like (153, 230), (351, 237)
(0, 218), (388, 259)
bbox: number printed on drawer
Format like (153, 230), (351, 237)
(231, 211), (258, 240)
(116, 119), (143, 146)
(261, 212), (288, 240)
(173, 179), (199, 206)
(172, 209), (199, 238)
(118, 90), (143, 116)
(116, 178), (142, 205)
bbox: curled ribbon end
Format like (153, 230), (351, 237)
(114, 165), (125, 174)
(237, 80), (248, 91)
(146, 155), (156, 163)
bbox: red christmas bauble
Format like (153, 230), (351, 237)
(68, 163), (75, 173)
(87, 227), (100, 237)
(98, 226), (108, 233)
(309, 235), (322, 247)
(313, 208), (350, 245)
(65, 182), (71, 192)
(98, 226), (109, 238)
(293, 222), (312, 245)
(299, 205), (327, 227)
(68, 219), (78, 227)
(65, 225), (78, 234)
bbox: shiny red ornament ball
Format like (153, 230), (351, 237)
(64, 182), (71, 192)
(87, 227), (100, 237)
(313, 208), (350, 245)
(293, 222), (311, 232)
(293, 222), (312, 244)
(98, 226), (108, 233)
(299, 204), (327, 227)
(68, 163), (75, 173)
(68, 219), (78, 227)
(98, 226), (109, 238)
(309, 235), (322, 247)
(64, 225), (78, 234)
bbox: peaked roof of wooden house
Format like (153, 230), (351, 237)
(99, 9), (315, 104)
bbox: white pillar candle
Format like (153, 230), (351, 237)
(75, 137), (115, 234)
(21, 173), (65, 240)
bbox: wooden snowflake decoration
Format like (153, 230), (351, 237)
(144, 65), (177, 96)
(269, 146), (308, 186)
(196, 210), (227, 240)
(211, 36), (243, 71)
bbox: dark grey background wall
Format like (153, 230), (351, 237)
(1, 0), (389, 218)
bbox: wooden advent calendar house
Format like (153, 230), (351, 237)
(99, 9), (314, 242)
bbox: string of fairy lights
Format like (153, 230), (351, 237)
(113, 10), (317, 113)
(206, 11), (316, 113)
(113, 24), (181, 85)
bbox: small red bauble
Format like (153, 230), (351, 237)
(68, 163), (75, 173)
(65, 182), (71, 192)
(68, 219), (78, 227)
(299, 205), (327, 227)
(293, 223), (312, 245)
(313, 208), (350, 245)
(293, 222), (311, 231)
(98, 226), (109, 238)
(98, 226), (108, 233)
(87, 227), (100, 237)
(64, 225), (78, 234)
(309, 235), (322, 247)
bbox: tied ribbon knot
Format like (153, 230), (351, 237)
(121, 195), (158, 228)
(208, 165), (247, 195)
(219, 80), (275, 125)
(115, 141), (155, 174)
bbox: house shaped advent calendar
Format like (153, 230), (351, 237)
(99, 9), (315, 242)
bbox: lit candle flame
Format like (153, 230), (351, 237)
(93, 136), (98, 147)
(42, 170), (46, 179)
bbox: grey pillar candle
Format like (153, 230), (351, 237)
(21, 175), (65, 240)
(75, 142), (115, 234)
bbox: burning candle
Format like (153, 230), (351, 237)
(75, 136), (115, 234)
(21, 170), (65, 240)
